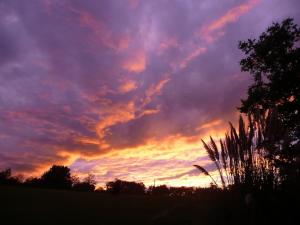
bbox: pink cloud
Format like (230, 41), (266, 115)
(197, 0), (261, 43)
(179, 47), (207, 69)
(122, 49), (146, 73)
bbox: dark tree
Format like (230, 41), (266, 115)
(0, 168), (22, 185)
(238, 18), (300, 138)
(41, 165), (72, 189)
(238, 18), (300, 189)
(106, 179), (145, 195)
(0, 168), (11, 184)
(72, 174), (96, 192)
(106, 179), (122, 194)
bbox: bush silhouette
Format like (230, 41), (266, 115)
(40, 165), (72, 189)
(0, 168), (22, 185)
(195, 109), (289, 191)
(106, 179), (145, 195)
(72, 175), (96, 192)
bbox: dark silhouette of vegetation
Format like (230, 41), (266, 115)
(238, 17), (300, 190)
(0, 165), (97, 192)
(1, 184), (298, 225)
(0, 168), (12, 184)
(148, 185), (170, 196)
(41, 165), (73, 189)
(106, 179), (145, 195)
(239, 18), (300, 187)
(0, 168), (22, 185)
(195, 109), (288, 191)
(24, 177), (42, 188)
(239, 18), (300, 139)
(169, 186), (195, 197)
(148, 185), (196, 197)
(73, 174), (96, 192)
(195, 18), (300, 193)
(1, 166), (217, 197)
(193, 165), (218, 187)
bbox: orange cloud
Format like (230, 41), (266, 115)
(197, 119), (223, 131)
(77, 137), (100, 146)
(95, 101), (136, 148)
(14, 110), (230, 187)
(197, 0), (260, 43)
(118, 80), (138, 93)
(56, 150), (82, 165)
(139, 108), (161, 117)
(122, 49), (146, 73)
(143, 76), (170, 106)
(81, 130), (228, 187)
(88, 76), (170, 152)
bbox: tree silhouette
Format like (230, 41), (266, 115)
(72, 174), (96, 192)
(0, 169), (11, 184)
(238, 18), (300, 189)
(106, 179), (145, 195)
(148, 185), (170, 196)
(0, 166), (100, 191)
(0, 168), (22, 185)
(239, 18), (300, 138)
(41, 165), (72, 189)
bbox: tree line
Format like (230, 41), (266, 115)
(0, 165), (96, 192)
(0, 165), (218, 196)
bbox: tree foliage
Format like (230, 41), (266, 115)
(106, 179), (145, 195)
(0, 168), (22, 185)
(73, 174), (96, 192)
(238, 18), (300, 138)
(41, 165), (72, 189)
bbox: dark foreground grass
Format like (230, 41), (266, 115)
(0, 186), (298, 225)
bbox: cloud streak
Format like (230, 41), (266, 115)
(198, 0), (261, 43)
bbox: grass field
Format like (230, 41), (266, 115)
(0, 186), (297, 225)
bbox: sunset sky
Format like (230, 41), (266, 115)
(0, 0), (299, 187)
